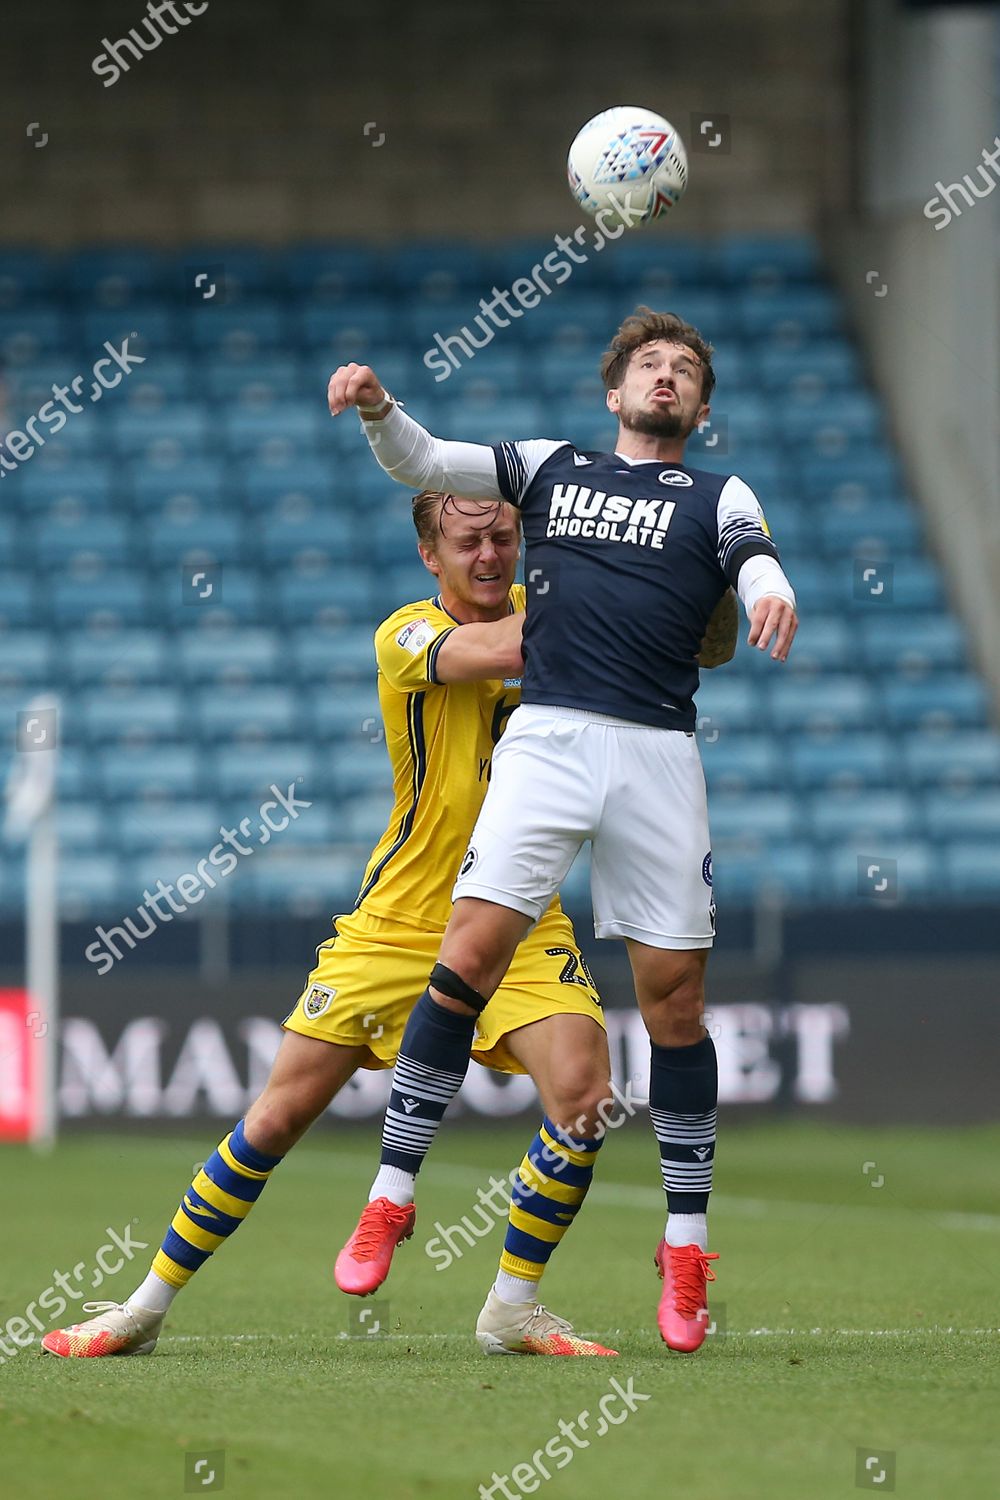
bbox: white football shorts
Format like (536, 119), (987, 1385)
(453, 703), (716, 950)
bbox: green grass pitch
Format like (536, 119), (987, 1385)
(2, 1119), (999, 1499)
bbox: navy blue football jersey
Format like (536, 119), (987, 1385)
(492, 440), (781, 730)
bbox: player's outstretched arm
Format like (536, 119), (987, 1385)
(433, 612), (525, 684)
(327, 362), (505, 501)
(697, 589), (738, 668)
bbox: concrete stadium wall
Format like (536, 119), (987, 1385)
(0, 0), (850, 243)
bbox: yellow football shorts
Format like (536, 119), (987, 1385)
(283, 906), (606, 1074)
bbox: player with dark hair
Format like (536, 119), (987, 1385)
(328, 306), (797, 1353)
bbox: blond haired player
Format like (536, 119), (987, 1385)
(41, 489), (626, 1361)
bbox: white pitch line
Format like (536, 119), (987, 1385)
(159, 1326), (998, 1346)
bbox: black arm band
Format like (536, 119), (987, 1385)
(429, 962), (489, 1015)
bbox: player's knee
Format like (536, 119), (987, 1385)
(546, 1070), (614, 1139)
(243, 1090), (318, 1156)
(640, 957), (707, 1041)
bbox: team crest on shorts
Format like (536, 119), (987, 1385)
(702, 851), (713, 887)
(303, 983), (336, 1018)
(459, 846), (478, 878)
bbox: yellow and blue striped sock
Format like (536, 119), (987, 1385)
(496, 1116), (603, 1300)
(150, 1119), (283, 1290)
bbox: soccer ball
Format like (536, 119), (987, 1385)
(567, 106), (688, 228)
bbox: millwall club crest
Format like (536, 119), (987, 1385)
(303, 983), (336, 1019)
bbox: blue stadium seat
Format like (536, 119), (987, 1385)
(101, 745), (203, 799)
(57, 803), (108, 851)
(131, 459), (228, 512)
(242, 457), (334, 510)
(943, 841), (1000, 898)
(0, 308), (68, 359)
(295, 300), (394, 352)
(276, 565), (374, 625)
(709, 792), (798, 842)
(712, 841), (817, 902)
(188, 303), (288, 354)
(0, 516), (19, 567)
(769, 676), (875, 733)
(332, 745), (395, 796)
(695, 677), (760, 734)
(58, 855), (125, 913)
(195, 685), (297, 741)
(384, 562), (440, 609)
(291, 627), (376, 684)
(780, 394), (882, 449)
(13, 461), (116, 511)
(51, 572), (149, 627)
(390, 242), (500, 297)
(76, 305), (175, 352)
(175, 628), (281, 683)
(807, 790), (918, 843)
(849, 558), (944, 611)
(248, 853), (362, 915)
(788, 733), (896, 790)
(858, 616), (966, 674)
(180, 245), (279, 300)
(0, 631), (52, 687)
(759, 343), (861, 393)
(204, 356), (301, 403)
(116, 801), (222, 853)
(0, 249), (58, 307)
(881, 675), (988, 731)
(157, 565), (263, 625)
(146, 509), (246, 565)
(1, 574), (37, 625)
(65, 248), (167, 304)
(738, 289), (841, 341)
(698, 734), (781, 791)
(110, 406), (212, 458)
(220, 403), (324, 457)
(32, 513), (133, 569)
(798, 450), (902, 502)
(818, 501), (921, 557)
(923, 788), (1000, 839)
(65, 630), (167, 686)
(902, 730), (1000, 788)
(444, 400), (543, 445)
(602, 237), (715, 293)
(84, 687), (184, 742)
(312, 688), (382, 740)
(259, 510), (349, 564)
(209, 742), (318, 801)
(821, 841), (937, 902)
(716, 234), (821, 287)
(341, 792), (393, 844)
(285, 244), (385, 302)
(124, 357), (193, 406)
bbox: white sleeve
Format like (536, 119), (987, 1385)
(736, 553), (796, 616)
(716, 473), (795, 616)
(360, 403), (567, 505)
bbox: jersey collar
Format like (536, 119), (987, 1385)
(434, 592), (517, 621)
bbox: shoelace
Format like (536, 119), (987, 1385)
(668, 1248), (719, 1318)
(79, 1301), (125, 1319)
(523, 1303), (574, 1337)
(350, 1201), (410, 1259)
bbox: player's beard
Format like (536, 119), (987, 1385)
(619, 396), (698, 440)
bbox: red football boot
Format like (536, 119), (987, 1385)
(654, 1240), (719, 1353)
(334, 1197), (416, 1295)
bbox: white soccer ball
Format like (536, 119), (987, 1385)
(567, 106), (688, 228)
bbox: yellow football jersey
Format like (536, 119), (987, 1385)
(356, 584), (547, 931)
